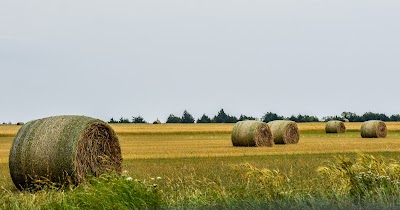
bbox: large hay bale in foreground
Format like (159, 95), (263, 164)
(231, 120), (274, 147)
(9, 115), (122, 190)
(267, 120), (300, 144)
(361, 120), (387, 138)
(325, 120), (346, 133)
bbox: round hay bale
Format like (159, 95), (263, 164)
(231, 120), (273, 147)
(360, 120), (387, 138)
(16, 122), (24, 125)
(267, 120), (300, 144)
(325, 120), (346, 133)
(9, 115), (122, 190)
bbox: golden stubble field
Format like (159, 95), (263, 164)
(1, 122), (400, 163)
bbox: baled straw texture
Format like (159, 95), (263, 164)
(360, 120), (387, 138)
(267, 120), (300, 144)
(231, 120), (274, 147)
(325, 120), (346, 133)
(9, 115), (122, 190)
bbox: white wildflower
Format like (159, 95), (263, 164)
(126, 177), (133, 181)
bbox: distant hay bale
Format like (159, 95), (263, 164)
(325, 121), (346, 133)
(16, 122), (24, 125)
(9, 115), (122, 190)
(342, 118), (350, 122)
(267, 120), (300, 144)
(360, 120), (387, 138)
(153, 119), (161, 124)
(231, 120), (274, 147)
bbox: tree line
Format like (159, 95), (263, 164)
(108, 109), (400, 124)
(323, 112), (400, 122)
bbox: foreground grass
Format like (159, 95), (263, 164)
(2, 153), (400, 209)
(2, 123), (400, 209)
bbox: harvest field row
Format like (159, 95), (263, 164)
(2, 122), (400, 161)
(1, 122), (400, 208)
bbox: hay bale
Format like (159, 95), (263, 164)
(9, 115), (122, 190)
(360, 120), (387, 138)
(231, 120), (274, 147)
(267, 120), (300, 144)
(16, 122), (24, 125)
(325, 120), (346, 133)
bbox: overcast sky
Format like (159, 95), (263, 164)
(1, 0), (399, 123)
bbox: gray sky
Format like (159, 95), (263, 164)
(1, 0), (400, 123)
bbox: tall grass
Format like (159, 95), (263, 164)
(0, 173), (161, 210)
(318, 154), (400, 207)
(1, 154), (400, 209)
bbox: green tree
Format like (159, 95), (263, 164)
(341, 112), (362, 122)
(181, 110), (195, 123)
(289, 114), (319, 122)
(225, 115), (238, 123)
(132, 116), (147, 123)
(119, 117), (130, 123)
(196, 114), (212, 123)
(362, 112), (389, 121)
(166, 114), (181, 123)
(238, 115), (256, 121)
(212, 109), (238, 123)
(108, 118), (117, 123)
(262, 112), (283, 123)
(213, 109), (228, 123)
(390, 114), (400, 122)
(322, 115), (343, 122)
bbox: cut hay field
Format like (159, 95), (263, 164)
(2, 122), (400, 209)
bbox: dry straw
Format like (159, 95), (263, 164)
(231, 120), (274, 147)
(325, 120), (346, 133)
(360, 120), (387, 138)
(267, 120), (300, 144)
(9, 115), (122, 190)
